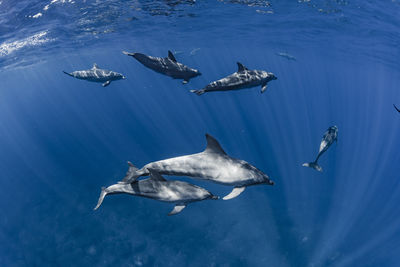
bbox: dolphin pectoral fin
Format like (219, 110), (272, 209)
(182, 79), (189, 84)
(223, 186), (246, 200)
(102, 81), (111, 87)
(261, 83), (267, 93)
(168, 204), (186, 216)
(92, 63), (98, 69)
(167, 50), (177, 62)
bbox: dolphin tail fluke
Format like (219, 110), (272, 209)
(63, 71), (73, 77)
(302, 162), (323, 172)
(190, 89), (205, 96)
(94, 187), (108, 210)
(122, 51), (135, 57)
(223, 186), (246, 200)
(119, 161), (141, 184)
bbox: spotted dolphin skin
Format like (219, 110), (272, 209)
(303, 126), (338, 172)
(190, 62), (277, 95)
(122, 50), (201, 84)
(95, 169), (218, 215)
(63, 63), (126, 87)
(120, 134), (274, 200)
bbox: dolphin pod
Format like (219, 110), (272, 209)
(95, 169), (218, 216)
(63, 63), (126, 87)
(119, 134), (274, 200)
(60, 50), (341, 215)
(95, 134), (274, 215)
(303, 126), (338, 172)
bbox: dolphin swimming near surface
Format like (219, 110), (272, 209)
(303, 126), (338, 172)
(190, 62), (277, 95)
(95, 169), (218, 215)
(120, 134), (274, 200)
(122, 50), (201, 84)
(63, 63), (126, 87)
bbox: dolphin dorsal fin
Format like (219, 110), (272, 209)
(204, 134), (227, 155)
(92, 63), (98, 69)
(167, 50), (177, 62)
(148, 169), (166, 181)
(237, 62), (248, 72)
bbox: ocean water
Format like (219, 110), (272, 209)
(1, 0), (400, 266)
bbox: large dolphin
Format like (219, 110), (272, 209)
(63, 63), (126, 87)
(122, 50), (201, 84)
(190, 62), (277, 95)
(120, 134), (274, 200)
(303, 126), (338, 172)
(95, 169), (218, 215)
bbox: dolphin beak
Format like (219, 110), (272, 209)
(122, 76), (127, 79)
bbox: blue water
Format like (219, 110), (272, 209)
(1, 0), (400, 266)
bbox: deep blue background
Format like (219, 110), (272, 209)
(1, 0), (400, 266)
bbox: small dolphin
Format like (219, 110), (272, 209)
(190, 62), (277, 95)
(303, 126), (338, 172)
(122, 50), (201, 84)
(276, 52), (296, 61)
(394, 104), (400, 113)
(63, 63), (126, 87)
(95, 169), (218, 215)
(120, 134), (274, 200)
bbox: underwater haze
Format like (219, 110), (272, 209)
(1, 0), (400, 266)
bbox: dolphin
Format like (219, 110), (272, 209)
(63, 63), (126, 87)
(276, 52), (296, 61)
(303, 126), (338, 172)
(95, 169), (218, 215)
(122, 50), (201, 84)
(190, 62), (277, 95)
(394, 104), (400, 113)
(120, 134), (274, 200)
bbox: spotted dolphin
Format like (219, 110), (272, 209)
(303, 126), (338, 172)
(63, 63), (126, 87)
(120, 134), (274, 200)
(122, 50), (201, 84)
(190, 62), (277, 95)
(95, 169), (218, 215)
